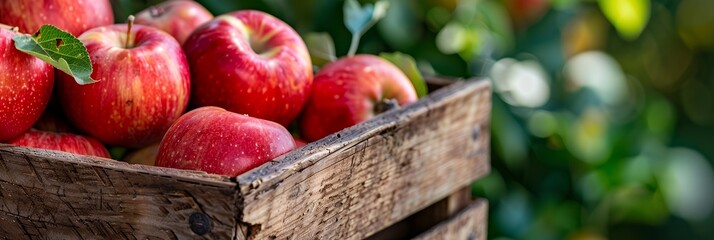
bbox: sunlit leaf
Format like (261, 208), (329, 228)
(659, 148), (714, 221)
(13, 25), (95, 84)
(436, 22), (469, 55)
(304, 32), (336, 66)
(379, 52), (428, 98)
(598, 0), (650, 40)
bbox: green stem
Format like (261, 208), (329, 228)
(347, 33), (361, 57)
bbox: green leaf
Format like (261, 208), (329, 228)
(598, 0), (650, 40)
(304, 32), (336, 67)
(13, 25), (95, 85)
(344, 0), (389, 56)
(109, 146), (128, 160)
(380, 52), (428, 98)
(343, 0), (389, 36)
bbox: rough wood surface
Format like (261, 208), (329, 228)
(413, 199), (488, 240)
(366, 186), (474, 240)
(0, 146), (237, 239)
(235, 79), (491, 239)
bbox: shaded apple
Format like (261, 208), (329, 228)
(183, 10), (312, 126)
(156, 107), (296, 176)
(0, 26), (54, 142)
(299, 55), (418, 142)
(33, 109), (76, 133)
(0, 0), (113, 36)
(134, 0), (214, 45)
(9, 130), (111, 158)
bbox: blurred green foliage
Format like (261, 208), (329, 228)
(112, 0), (714, 239)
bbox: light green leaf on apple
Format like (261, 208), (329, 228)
(344, 0), (389, 56)
(380, 52), (428, 98)
(13, 25), (96, 85)
(304, 32), (336, 67)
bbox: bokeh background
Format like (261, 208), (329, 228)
(113, 0), (714, 239)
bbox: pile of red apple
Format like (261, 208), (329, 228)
(0, 0), (417, 176)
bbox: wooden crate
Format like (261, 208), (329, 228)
(0, 78), (491, 239)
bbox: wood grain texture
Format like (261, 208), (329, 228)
(367, 187), (474, 240)
(0, 146), (237, 239)
(235, 79), (491, 239)
(413, 199), (488, 240)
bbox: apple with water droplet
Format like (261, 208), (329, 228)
(57, 18), (191, 148)
(134, 0), (214, 45)
(0, 0), (113, 36)
(183, 10), (313, 126)
(9, 130), (110, 158)
(0, 26), (54, 142)
(156, 106), (296, 176)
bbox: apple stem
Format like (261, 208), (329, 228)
(347, 34), (360, 57)
(375, 98), (399, 114)
(126, 15), (135, 48)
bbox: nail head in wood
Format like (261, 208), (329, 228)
(189, 212), (212, 236)
(471, 125), (481, 141)
(467, 231), (477, 240)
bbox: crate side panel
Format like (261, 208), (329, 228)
(412, 199), (488, 240)
(237, 80), (491, 239)
(0, 147), (237, 239)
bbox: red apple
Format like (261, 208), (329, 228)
(299, 55), (418, 142)
(183, 10), (313, 126)
(57, 22), (191, 148)
(9, 130), (111, 158)
(0, 0), (113, 36)
(134, 0), (214, 45)
(156, 107), (296, 176)
(0, 27), (54, 142)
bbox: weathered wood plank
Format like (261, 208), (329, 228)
(366, 186), (474, 240)
(0, 146), (237, 239)
(413, 199), (488, 240)
(235, 79), (491, 239)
